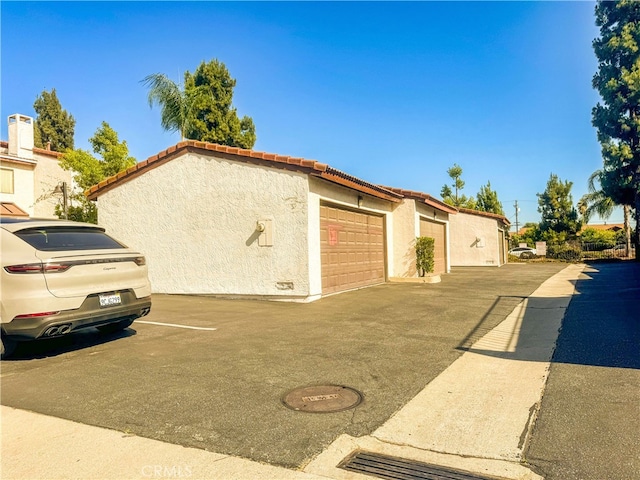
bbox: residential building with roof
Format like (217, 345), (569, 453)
(580, 223), (624, 233)
(87, 140), (510, 301)
(448, 208), (510, 267)
(0, 114), (72, 218)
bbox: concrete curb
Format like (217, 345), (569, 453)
(390, 275), (442, 284)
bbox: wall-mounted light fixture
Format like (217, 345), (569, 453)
(357, 195), (363, 208)
(256, 219), (273, 246)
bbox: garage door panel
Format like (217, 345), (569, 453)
(320, 204), (386, 294)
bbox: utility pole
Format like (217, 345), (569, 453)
(514, 200), (520, 234)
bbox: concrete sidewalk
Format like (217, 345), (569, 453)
(1, 264), (583, 480)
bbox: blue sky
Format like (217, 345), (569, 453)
(1, 1), (620, 227)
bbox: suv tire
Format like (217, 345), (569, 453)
(1, 334), (17, 359)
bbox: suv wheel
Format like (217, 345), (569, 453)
(1, 335), (17, 359)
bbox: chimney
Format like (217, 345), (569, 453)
(8, 114), (34, 159)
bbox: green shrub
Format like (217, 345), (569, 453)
(547, 243), (582, 262)
(580, 228), (616, 248)
(416, 236), (435, 276)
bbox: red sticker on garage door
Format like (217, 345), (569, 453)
(328, 225), (339, 245)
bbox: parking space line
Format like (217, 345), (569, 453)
(135, 320), (217, 331)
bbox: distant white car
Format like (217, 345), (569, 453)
(509, 246), (537, 259)
(1, 218), (151, 358)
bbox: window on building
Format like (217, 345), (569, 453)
(1, 168), (14, 194)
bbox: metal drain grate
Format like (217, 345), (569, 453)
(339, 451), (507, 480)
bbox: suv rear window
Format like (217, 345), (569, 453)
(15, 227), (126, 251)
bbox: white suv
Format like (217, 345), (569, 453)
(1, 218), (151, 358)
(508, 246), (537, 259)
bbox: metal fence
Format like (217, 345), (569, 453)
(581, 242), (636, 260)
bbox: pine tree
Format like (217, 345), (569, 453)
(142, 59), (256, 148)
(592, 0), (640, 258)
(476, 181), (504, 215)
(33, 89), (75, 151)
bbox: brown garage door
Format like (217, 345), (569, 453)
(320, 204), (385, 294)
(419, 218), (447, 275)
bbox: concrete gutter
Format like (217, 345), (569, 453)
(1, 264), (583, 480)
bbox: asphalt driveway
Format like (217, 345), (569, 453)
(1, 263), (566, 469)
(525, 261), (640, 480)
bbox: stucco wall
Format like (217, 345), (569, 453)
(1, 161), (34, 215)
(0, 152), (71, 218)
(386, 199), (455, 278)
(390, 199), (418, 278)
(97, 152), (311, 298)
(33, 153), (73, 218)
(449, 211), (502, 266)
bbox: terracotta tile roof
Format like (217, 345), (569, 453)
(581, 223), (624, 232)
(380, 186), (458, 214)
(0, 141), (63, 159)
(33, 146), (63, 158)
(0, 202), (29, 217)
(457, 207), (511, 225)
(86, 141), (404, 203)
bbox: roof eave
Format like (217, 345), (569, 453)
(457, 207), (511, 225)
(379, 186), (457, 213)
(87, 141), (404, 203)
(312, 171), (403, 203)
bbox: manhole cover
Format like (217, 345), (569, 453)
(282, 385), (362, 413)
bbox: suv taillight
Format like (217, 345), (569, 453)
(133, 256), (146, 266)
(5, 263), (71, 274)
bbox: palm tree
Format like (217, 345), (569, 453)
(579, 170), (632, 255)
(141, 73), (207, 141)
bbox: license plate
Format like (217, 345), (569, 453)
(99, 293), (121, 307)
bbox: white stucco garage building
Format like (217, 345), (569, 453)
(88, 141), (506, 300)
(448, 208), (510, 267)
(382, 187), (457, 277)
(88, 141), (411, 301)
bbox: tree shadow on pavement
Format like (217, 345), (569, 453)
(550, 262), (640, 370)
(456, 262), (640, 370)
